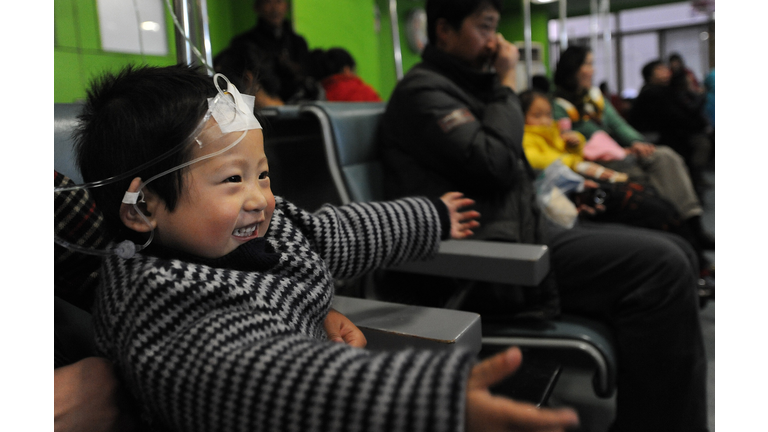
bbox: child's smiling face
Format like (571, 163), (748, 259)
(150, 122), (275, 258)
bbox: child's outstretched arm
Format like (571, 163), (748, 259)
(439, 192), (481, 239)
(278, 197), (450, 281)
(466, 347), (580, 432)
(324, 308), (367, 348)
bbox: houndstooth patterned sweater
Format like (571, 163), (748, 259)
(93, 196), (475, 432)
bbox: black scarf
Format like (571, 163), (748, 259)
(145, 237), (282, 273)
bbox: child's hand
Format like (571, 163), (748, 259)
(578, 162), (626, 182)
(465, 348), (580, 432)
(440, 192), (481, 239)
(574, 180), (606, 217)
(561, 131), (582, 148)
(324, 309), (367, 348)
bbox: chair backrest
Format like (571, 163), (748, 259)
(260, 105), (344, 210)
(54, 103), (85, 183)
(299, 102), (387, 205)
(302, 101), (617, 400)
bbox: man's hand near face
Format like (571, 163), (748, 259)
(493, 33), (519, 91)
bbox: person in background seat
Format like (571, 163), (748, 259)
(229, 0), (318, 103)
(307, 47), (382, 102)
(378, 1), (709, 430)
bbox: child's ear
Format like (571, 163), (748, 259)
(119, 177), (160, 233)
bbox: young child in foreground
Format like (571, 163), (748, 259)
(75, 64), (579, 432)
(521, 89), (628, 183)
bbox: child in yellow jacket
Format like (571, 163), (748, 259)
(521, 90), (627, 182)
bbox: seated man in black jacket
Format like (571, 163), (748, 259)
(377, 1), (709, 431)
(228, 0), (315, 103)
(629, 59), (712, 194)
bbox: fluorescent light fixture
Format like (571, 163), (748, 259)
(141, 21), (161, 32)
(97, 0), (168, 55)
(532, 0), (558, 4)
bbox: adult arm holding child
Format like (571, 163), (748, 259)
(54, 357), (139, 432)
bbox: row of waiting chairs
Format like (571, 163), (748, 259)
(54, 100), (617, 409)
(265, 101), (617, 400)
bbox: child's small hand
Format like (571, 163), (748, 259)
(561, 131), (582, 148)
(465, 347), (580, 432)
(440, 192), (481, 239)
(324, 309), (367, 348)
(578, 162), (625, 182)
(575, 181), (606, 217)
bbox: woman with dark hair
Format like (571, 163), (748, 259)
(552, 45), (714, 256)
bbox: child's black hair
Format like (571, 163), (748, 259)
(306, 47), (356, 81)
(74, 64), (218, 235)
(531, 74), (551, 94)
(518, 89), (550, 115)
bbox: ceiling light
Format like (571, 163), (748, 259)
(140, 21), (161, 32)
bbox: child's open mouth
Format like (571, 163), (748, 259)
(233, 223), (258, 238)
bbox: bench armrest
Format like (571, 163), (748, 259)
(388, 240), (550, 286)
(332, 295), (482, 354)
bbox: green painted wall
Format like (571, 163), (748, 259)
(54, 0), (550, 103)
(54, 0), (178, 103)
(294, 0), (383, 98)
(207, 0), (256, 56)
(498, 5), (551, 77)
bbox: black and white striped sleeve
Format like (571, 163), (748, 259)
(93, 257), (475, 432)
(279, 197), (443, 280)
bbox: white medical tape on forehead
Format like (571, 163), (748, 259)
(208, 75), (262, 134)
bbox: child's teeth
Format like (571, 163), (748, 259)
(234, 225), (256, 237)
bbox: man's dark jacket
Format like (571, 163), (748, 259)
(378, 44), (545, 244)
(628, 83), (708, 148)
(230, 18), (310, 102)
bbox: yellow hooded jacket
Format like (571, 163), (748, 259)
(522, 122), (586, 171)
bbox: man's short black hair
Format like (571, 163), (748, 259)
(642, 59), (665, 83)
(74, 64), (217, 235)
(426, 0), (502, 45)
(325, 48), (356, 73)
(668, 52), (683, 65)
